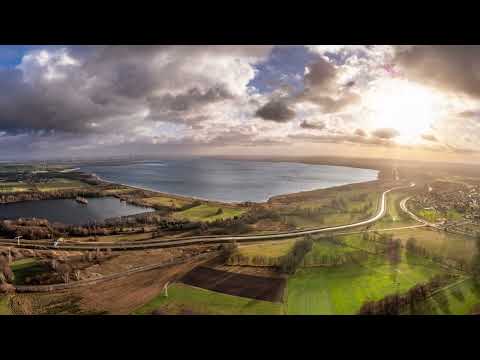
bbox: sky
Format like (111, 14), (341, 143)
(1, 45), (480, 162)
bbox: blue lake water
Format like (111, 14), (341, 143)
(0, 197), (154, 225)
(81, 159), (379, 203)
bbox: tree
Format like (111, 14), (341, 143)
(0, 255), (14, 284)
(471, 238), (480, 282)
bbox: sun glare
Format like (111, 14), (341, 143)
(364, 79), (442, 144)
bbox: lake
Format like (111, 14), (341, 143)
(0, 197), (154, 225)
(81, 159), (379, 203)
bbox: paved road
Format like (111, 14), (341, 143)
(399, 197), (440, 228)
(0, 184), (412, 251)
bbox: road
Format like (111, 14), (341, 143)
(0, 184), (413, 251)
(399, 197), (441, 228)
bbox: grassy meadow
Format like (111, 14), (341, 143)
(302, 239), (360, 267)
(172, 204), (246, 222)
(35, 178), (90, 192)
(141, 195), (191, 209)
(286, 253), (451, 315)
(132, 283), (284, 315)
(380, 227), (477, 262)
(11, 258), (49, 285)
(0, 181), (33, 193)
(0, 296), (11, 315)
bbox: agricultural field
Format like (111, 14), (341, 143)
(286, 253), (451, 315)
(416, 208), (463, 223)
(102, 188), (136, 195)
(235, 240), (295, 259)
(333, 233), (387, 253)
(141, 195), (191, 209)
(35, 178), (90, 192)
(381, 228), (477, 262)
(302, 239), (362, 267)
(181, 266), (285, 302)
(11, 258), (49, 285)
(417, 209), (440, 223)
(172, 204), (246, 222)
(269, 183), (383, 229)
(132, 283), (284, 315)
(0, 181), (33, 193)
(0, 296), (12, 315)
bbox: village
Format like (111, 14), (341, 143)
(410, 181), (480, 235)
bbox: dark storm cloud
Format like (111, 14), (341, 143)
(458, 110), (480, 118)
(300, 120), (325, 130)
(372, 128), (399, 139)
(296, 57), (359, 113)
(303, 56), (337, 89)
(255, 100), (296, 122)
(0, 45), (274, 137)
(421, 133), (438, 142)
(148, 86), (233, 113)
(0, 67), (139, 134)
(395, 45), (480, 99)
(257, 55), (359, 123)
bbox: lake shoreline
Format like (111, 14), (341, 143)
(80, 159), (380, 204)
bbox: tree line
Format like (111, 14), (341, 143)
(278, 236), (314, 274)
(358, 273), (458, 315)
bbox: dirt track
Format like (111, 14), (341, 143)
(180, 266), (286, 303)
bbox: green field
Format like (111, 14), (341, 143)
(102, 188), (136, 195)
(172, 204), (246, 222)
(286, 253), (451, 315)
(227, 240), (296, 266)
(237, 240), (295, 259)
(132, 283), (284, 315)
(0, 296), (11, 315)
(381, 228), (476, 262)
(332, 233), (388, 253)
(36, 178), (90, 192)
(416, 208), (463, 223)
(141, 195), (191, 209)
(302, 239), (360, 267)
(11, 258), (49, 285)
(407, 278), (480, 315)
(0, 181), (32, 193)
(283, 190), (380, 229)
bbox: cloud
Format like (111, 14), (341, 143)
(458, 110), (480, 118)
(289, 133), (397, 147)
(296, 57), (360, 113)
(354, 128), (367, 137)
(421, 133), (438, 142)
(395, 45), (480, 99)
(255, 100), (296, 122)
(303, 56), (337, 89)
(0, 46), (273, 134)
(300, 120), (325, 130)
(371, 128), (399, 139)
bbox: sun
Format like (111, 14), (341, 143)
(364, 79), (442, 144)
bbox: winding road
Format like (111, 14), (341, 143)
(399, 196), (440, 228)
(0, 184), (413, 251)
